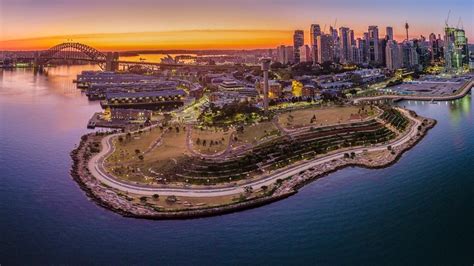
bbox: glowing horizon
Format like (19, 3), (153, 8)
(1, 0), (472, 51)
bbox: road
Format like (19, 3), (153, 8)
(87, 107), (422, 197)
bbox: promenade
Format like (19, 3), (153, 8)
(87, 107), (423, 198)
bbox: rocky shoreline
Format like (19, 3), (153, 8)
(70, 115), (436, 220)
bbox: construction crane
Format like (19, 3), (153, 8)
(457, 17), (463, 29)
(445, 10), (451, 27)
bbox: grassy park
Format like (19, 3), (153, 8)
(234, 121), (280, 145)
(191, 126), (233, 155)
(277, 106), (376, 130)
(105, 125), (189, 183)
(103, 104), (400, 186)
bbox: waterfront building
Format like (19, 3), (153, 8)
(293, 30), (305, 63)
(101, 90), (186, 110)
(109, 108), (153, 121)
(444, 27), (469, 70)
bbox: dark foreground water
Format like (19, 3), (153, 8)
(1, 66), (473, 265)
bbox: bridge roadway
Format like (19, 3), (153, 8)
(13, 57), (255, 70)
(88, 108), (422, 197)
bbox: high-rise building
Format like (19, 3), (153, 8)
(444, 27), (469, 70)
(429, 33), (437, 62)
(285, 46), (295, 64)
(277, 45), (287, 64)
(310, 24), (321, 63)
(386, 26), (394, 41)
(368, 26), (380, 64)
(299, 45), (312, 63)
(339, 27), (352, 63)
(293, 30), (305, 63)
(317, 34), (334, 64)
(385, 41), (402, 70)
(351, 45), (363, 64)
(401, 41), (419, 68)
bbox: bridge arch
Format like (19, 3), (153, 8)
(38, 42), (109, 70)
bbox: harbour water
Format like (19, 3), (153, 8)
(0, 66), (473, 265)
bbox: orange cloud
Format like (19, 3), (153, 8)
(0, 30), (295, 51)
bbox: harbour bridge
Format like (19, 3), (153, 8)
(10, 42), (248, 71)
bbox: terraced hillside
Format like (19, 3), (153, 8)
(168, 116), (398, 185)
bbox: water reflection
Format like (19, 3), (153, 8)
(0, 65), (100, 102)
(0, 65), (101, 133)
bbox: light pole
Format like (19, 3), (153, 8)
(260, 58), (271, 112)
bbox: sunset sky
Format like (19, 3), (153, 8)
(0, 0), (472, 51)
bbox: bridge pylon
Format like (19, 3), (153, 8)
(105, 52), (119, 72)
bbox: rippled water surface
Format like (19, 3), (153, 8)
(0, 66), (473, 265)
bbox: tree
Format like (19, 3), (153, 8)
(138, 155), (144, 161)
(135, 149), (141, 155)
(166, 195), (177, 203)
(350, 74), (363, 86)
(152, 194), (159, 200)
(244, 186), (253, 194)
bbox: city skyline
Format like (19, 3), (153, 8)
(1, 0), (472, 50)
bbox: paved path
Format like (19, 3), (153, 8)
(88, 107), (422, 197)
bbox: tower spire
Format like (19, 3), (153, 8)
(405, 21), (409, 41)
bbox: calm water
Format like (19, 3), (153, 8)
(0, 66), (473, 265)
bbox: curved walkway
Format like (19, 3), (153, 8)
(88, 107), (422, 197)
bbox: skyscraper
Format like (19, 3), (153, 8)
(401, 41), (419, 68)
(299, 45), (312, 63)
(310, 24), (321, 63)
(285, 46), (295, 64)
(368, 26), (380, 64)
(386, 26), (394, 41)
(317, 34), (334, 64)
(293, 30), (304, 63)
(276, 45), (287, 64)
(385, 40), (402, 70)
(339, 27), (352, 63)
(444, 27), (469, 70)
